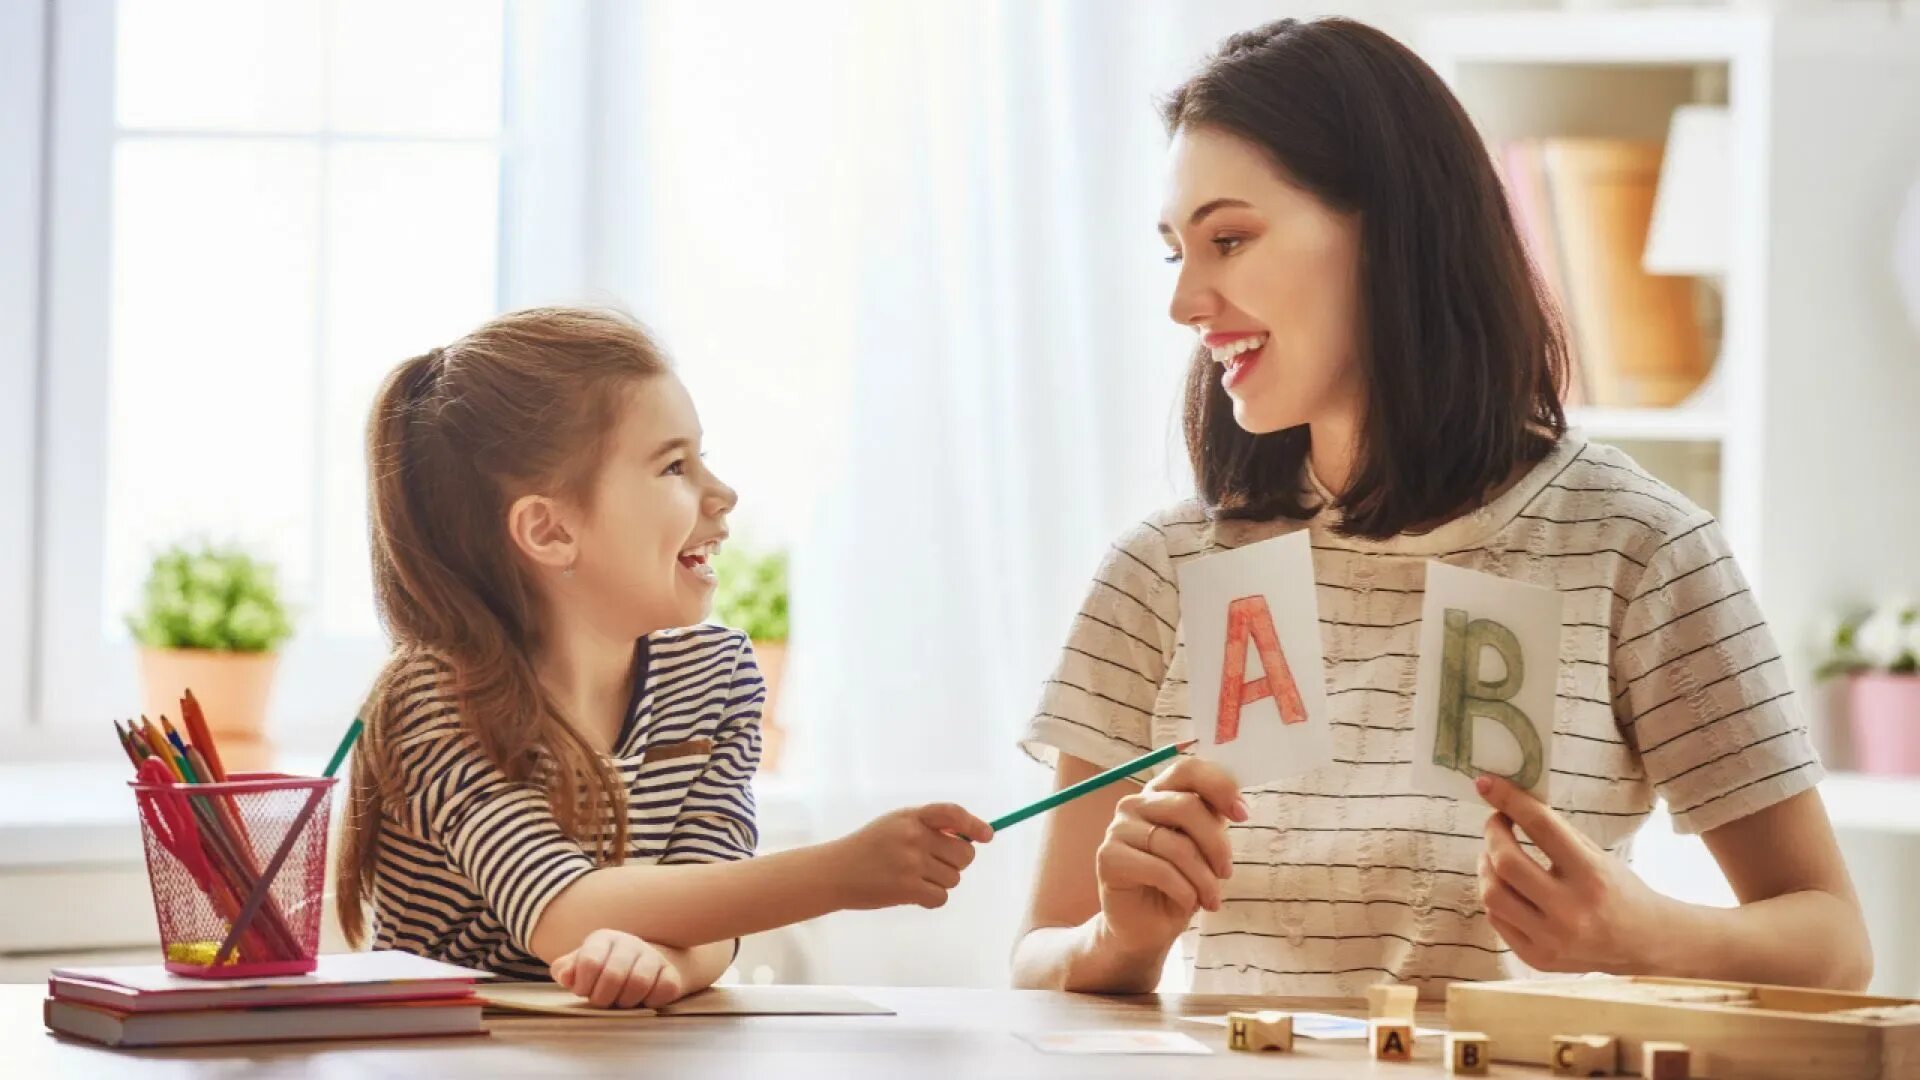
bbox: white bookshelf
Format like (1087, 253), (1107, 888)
(1420, 7), (1920, 745)
(1421, 7), (1920, 994)
(1567, 405), (1728, 443)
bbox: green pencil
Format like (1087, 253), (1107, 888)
(323, 717), (363, 778)
(989, 740), (1196, 832)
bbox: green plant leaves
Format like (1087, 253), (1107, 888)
(710, 545), (788, 642)
(125, 542), (294, 653)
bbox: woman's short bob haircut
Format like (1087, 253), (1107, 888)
(1165, 18), (1570, 539)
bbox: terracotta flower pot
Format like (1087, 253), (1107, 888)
(754, 640), (787, 774)
(138, 647), (281, 772)
(1848, 673), (1920, 777)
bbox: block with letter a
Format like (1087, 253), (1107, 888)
(1176, 530), (1333, 788)
(1410, 561), (1563, 804)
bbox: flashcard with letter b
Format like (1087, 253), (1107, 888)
(1410, 561), (1563, 804)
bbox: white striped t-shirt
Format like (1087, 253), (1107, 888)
(371, 625), (763, 978)
(1021, 431), (1822, 998)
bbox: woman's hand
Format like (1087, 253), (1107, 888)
(827, 803), (994, 911)
(1476, 774), (1672, 974)
(550, 928), (690, 1009)
(1094, 756), (1248, 955)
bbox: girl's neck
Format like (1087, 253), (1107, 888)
(533, 610), (641, 755)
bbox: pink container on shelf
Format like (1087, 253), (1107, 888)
(130, 771), (337, 979)
(1849, 673), (1920, 778)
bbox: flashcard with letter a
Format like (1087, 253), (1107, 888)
(1177, 530), (1333, 788)
(1409, 561), (1563, 805)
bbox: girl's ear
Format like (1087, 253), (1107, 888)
(507, 493), (577, 575)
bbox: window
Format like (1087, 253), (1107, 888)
(33, 0), (505, 741)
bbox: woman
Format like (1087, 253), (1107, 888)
(1011, 17), (1869, 998)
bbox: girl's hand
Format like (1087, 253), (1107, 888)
(550, 928), (688, 1009)
(829, 803), (994, 911)
(1476, 774), (1671, 974)
(1094, 757), (1247, 955)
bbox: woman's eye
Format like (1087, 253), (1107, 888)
(663, 459), (686, 477)
(1162, 249), (1183, 265)
(1213, 235), (1244, 255)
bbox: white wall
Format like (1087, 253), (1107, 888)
(0, 1), (45, 750)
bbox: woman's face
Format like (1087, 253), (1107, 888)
(1159, 125), (1364, 436)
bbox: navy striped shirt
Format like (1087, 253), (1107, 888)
(370, 625), (764, 978)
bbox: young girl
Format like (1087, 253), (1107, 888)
(338, 307), (992, 1008)
(1013, 18), (1870, 998)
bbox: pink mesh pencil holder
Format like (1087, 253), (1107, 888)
(131, 771), (337, 979)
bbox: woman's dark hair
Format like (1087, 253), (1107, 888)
(1163, 17), (1569, 539)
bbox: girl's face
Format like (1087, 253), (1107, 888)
(1159, 125), (1364, 436)
(568, 373), (737, 636)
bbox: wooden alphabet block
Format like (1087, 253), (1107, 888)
(1643, 1041), (1692, 1079)
(1446, 1030), (1490, 1075)
(1550, 1033), (1618, 1076)
(1225, 1010), (1293, 1052)
(1368, 982), (1419, 1019)
(1372, 1018), (1414, 1062)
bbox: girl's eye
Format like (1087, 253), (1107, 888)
(1162, 249), (1183, 265)
(663, 459), (686, 477)
(1213, 235), (1245, 255)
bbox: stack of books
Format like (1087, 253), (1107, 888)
(44, 951), (489, 1049)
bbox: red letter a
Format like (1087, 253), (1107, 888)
(1216, 595), (1307, 744)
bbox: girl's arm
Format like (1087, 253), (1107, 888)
(1012, 753), (1241, 992)
(549, 930), (735, 1008)
(1477, 776), (1871, 989)
(528, 803), (991, 962)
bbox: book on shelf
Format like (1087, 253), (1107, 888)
(1497, 136), (1710, 410)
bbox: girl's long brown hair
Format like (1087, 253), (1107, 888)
(336, 307), (669, 947)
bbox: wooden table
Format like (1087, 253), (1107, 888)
(12, 982), (1565, 1077)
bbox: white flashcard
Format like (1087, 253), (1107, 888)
(1409, 561), (1563, 804)
(1177, 530), (1333, 788)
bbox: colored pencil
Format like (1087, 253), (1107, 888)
(181, 690), (228, 782)
(211, 717), (364, 966)
(987, 740), (1197, 832)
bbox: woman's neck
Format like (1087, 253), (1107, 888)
(533, 609), (639, 755)
(1307, 412), (1360, 497)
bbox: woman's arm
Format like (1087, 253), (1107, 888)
(1012, 755), (1165, 992)
(1477, 777), (1871, 989)
(529, 803), (990, 962)
(1673, 789), (1870, 988)
(1012, 753), (1243, 992)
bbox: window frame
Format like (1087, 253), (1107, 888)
(18, 0), (588, 754)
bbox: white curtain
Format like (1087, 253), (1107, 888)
(774, 2), (1221, 986)
(565, 0), (1478, 987)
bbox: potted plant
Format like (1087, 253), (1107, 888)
(1818, 597), (1920, 776)
(710, 545), (790, 774)
(127, 542), (294, 771)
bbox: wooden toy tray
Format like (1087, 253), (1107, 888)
(1446, 975), (1920, 1079)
